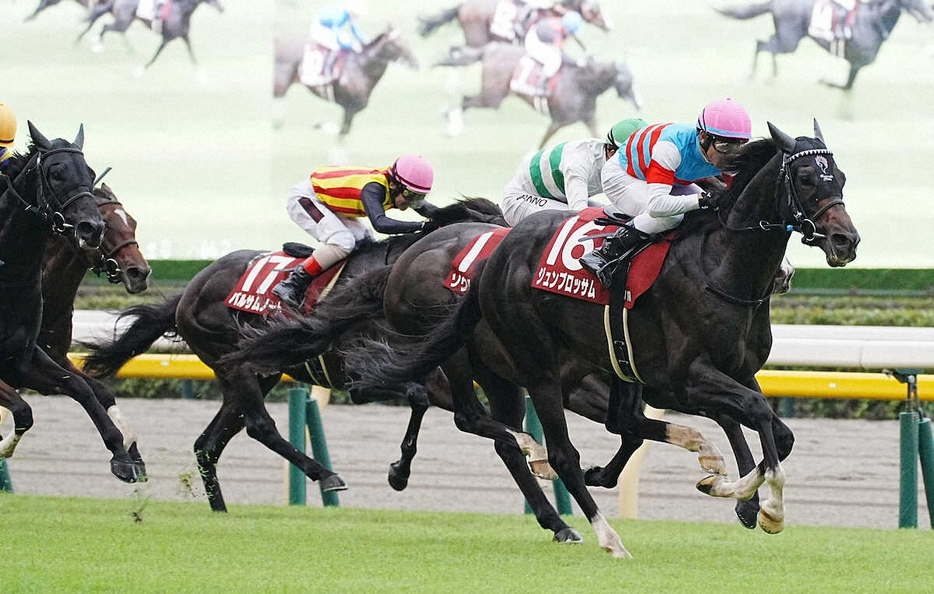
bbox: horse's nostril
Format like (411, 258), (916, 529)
(76, 221), (104, 248)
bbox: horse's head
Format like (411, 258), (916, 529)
(93, 183), (151, 293)
(574, 0), (613, 32)
(611, 61), (642, 110)
(19, 122), (104, 250)
(767, 120), (860, 267)
(200, 0), (224, 13)
(897, 0), (934, 21)
(368, 27), (419, 70)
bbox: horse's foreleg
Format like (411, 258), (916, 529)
(144, 39), (169, 69)
(20, 350), (141, 483)
(181, 35), (198, 66)
(340, 108), (359, 136)
(538, 121), (563, 149)
(0, 389), (33, 458)
(387, 382), (431, 491)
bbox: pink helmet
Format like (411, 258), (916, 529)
(697, 98), (752, 140)
(390, 154), (434, 194)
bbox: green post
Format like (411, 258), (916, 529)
(916, 416), (934, 529)
(0, 458), (13, 493)
(523, 396), (572, 516)
(305, 397), (339, 507)
(899, 411), (919, 528)
(288, 386), (308, 505)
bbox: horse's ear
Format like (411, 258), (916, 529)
(74, 123), (85, 150)
(767, 121), (796, 153)
(28, 121), (52, 151)
(813, 119), (824, 144)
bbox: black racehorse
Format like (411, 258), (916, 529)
(76, 0), (225, 70)
(437, 43), (640, 148)
(339, 121), (861, 557)
(418, 0), (611, 47)
(1, 183), (151, 468)
(79, 199), (506, 512)
(717, 0), (934, 90)
(273, 27), (419, 135)
(0, 123), (145, 483)
(228, 219), (743, 544)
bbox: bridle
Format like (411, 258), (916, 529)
(717, 144), (844, 242)
(90, 192), (139, 284)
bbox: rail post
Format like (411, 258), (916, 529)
(888, 368), (932, 528)
(287, 386), (307, 505)
(306, 397), (339, 507)
(0, 459), (12, 493)
(523, 395), (572, 516)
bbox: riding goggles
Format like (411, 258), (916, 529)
(711, 136), (748, 155)
(401, 188), (427, 208)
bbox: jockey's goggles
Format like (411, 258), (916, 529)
(711, 136), (747, 155)
(401, 188), (427, 208)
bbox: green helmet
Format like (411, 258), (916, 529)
(606, 117), (647, 149)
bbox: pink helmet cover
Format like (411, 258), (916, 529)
(392, 154), (434, 193)
(697, 98), (752, 140)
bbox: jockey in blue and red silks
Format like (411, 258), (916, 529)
(579, 98), (753, 288)
(523, 9), (583, 95)
(311, 1), (369, 80)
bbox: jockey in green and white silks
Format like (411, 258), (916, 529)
(500, 118), (646, 226)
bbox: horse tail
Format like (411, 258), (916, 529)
(346, 268), (484, 393)
(80, 294), (183, 378)
(417, 5), (461, 38)
(433, 45), (483, 67)
(219, 266), (393, 374)
(714, 1), (773, 20)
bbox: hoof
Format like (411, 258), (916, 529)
(758, 502), (784, 534)
(128, 443), (148, 483)
(319, 473), (348, 492)
(735, 499), (759, 530)
(110, 457), (143, 483)
(553, 527), (583, 543)
(583, 466), (616, 488)
(387, 465), (409, 492)
(529, 459), (558, 480)
(695, 473), (727, 497)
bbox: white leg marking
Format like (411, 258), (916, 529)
(0, 434), (22, 458)
(508, 429), (557, 479)
(697, 465), (764, 500)
(107, 406), (137, 450)
(590, 511), (632, 559)
(758, 464), (786, 534)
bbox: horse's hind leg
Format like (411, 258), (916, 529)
(217, 369), (347, 495)
(194, 400), (247, 512)
(0, 388), (33, 458)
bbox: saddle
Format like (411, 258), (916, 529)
(509, 55), (559, 102)
(299, 44), (347, 87)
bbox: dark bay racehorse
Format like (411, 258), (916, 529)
(273, 27), (418, 135)
(342, 122), (861, 557)
(76, 0), (224, 70)
(419, 0), (611, 47)
(717, 0), (934, 90)
(437, 43), (640, 148)
(1, 183), (151, 471)
(80, 199), (505, 512)
(0, 123), (145, 483)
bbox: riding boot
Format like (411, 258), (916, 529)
(579, 225), (652, 289)
(272, 266), (315, 310)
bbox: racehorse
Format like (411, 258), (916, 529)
(25, 0), (88, 22)
(1, 183), (151, 472)
(76, 0), (225, 70)
(716, 0), (934, 90)
(0, 122), (145, 483)
(79, 199), (506, 512)
(437, 43), (641, 148)
(418, 0), (612, 47)
(340, 121), (861, 557)
(273, 27), (418, 135)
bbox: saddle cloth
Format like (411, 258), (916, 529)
(225, 251), (342, 315)
(510, 54), (558, 99)
(808, 0), (858, 42)
(533, 207), (670, 308)
(299, 44), (344, 87)
(444, 227), (512, 295)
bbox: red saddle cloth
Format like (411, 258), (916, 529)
(225, 251), (342, 315)
(444, 227), (512, 295)
(509, 55), (560, 98)
(533, 207), (671, 308)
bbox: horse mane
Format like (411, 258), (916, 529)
(679, 138), (779, 236)
(2, 143), (41, 179)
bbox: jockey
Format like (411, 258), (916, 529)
(579, 98), (752, 288)
(272, 154), (437, 309)
(491, 0), (566, 43)
(523, 10), (583, 94)
(0, 102), (16, 171)
(311, 0), (369, 81)
(500, 117), (647, 226)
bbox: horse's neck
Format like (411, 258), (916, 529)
(41, 237), (88, 318)
(0, 212), (50, 281)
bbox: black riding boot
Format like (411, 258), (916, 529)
(579, 225), (651, 288)
(272, 266), (314, 310)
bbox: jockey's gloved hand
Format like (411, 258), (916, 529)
(698, 190), (721, 210)
(420, 219), (441, 234)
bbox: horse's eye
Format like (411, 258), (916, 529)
(796, 173), (815, 188)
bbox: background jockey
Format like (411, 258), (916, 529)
(580, 98), (753, 287)
(500, 117), (647, 226)
(0, 102), (17, 172)
(272, 154), (437, 309)
(523, 10), (583, 95)
(310, 0), (369, 80)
